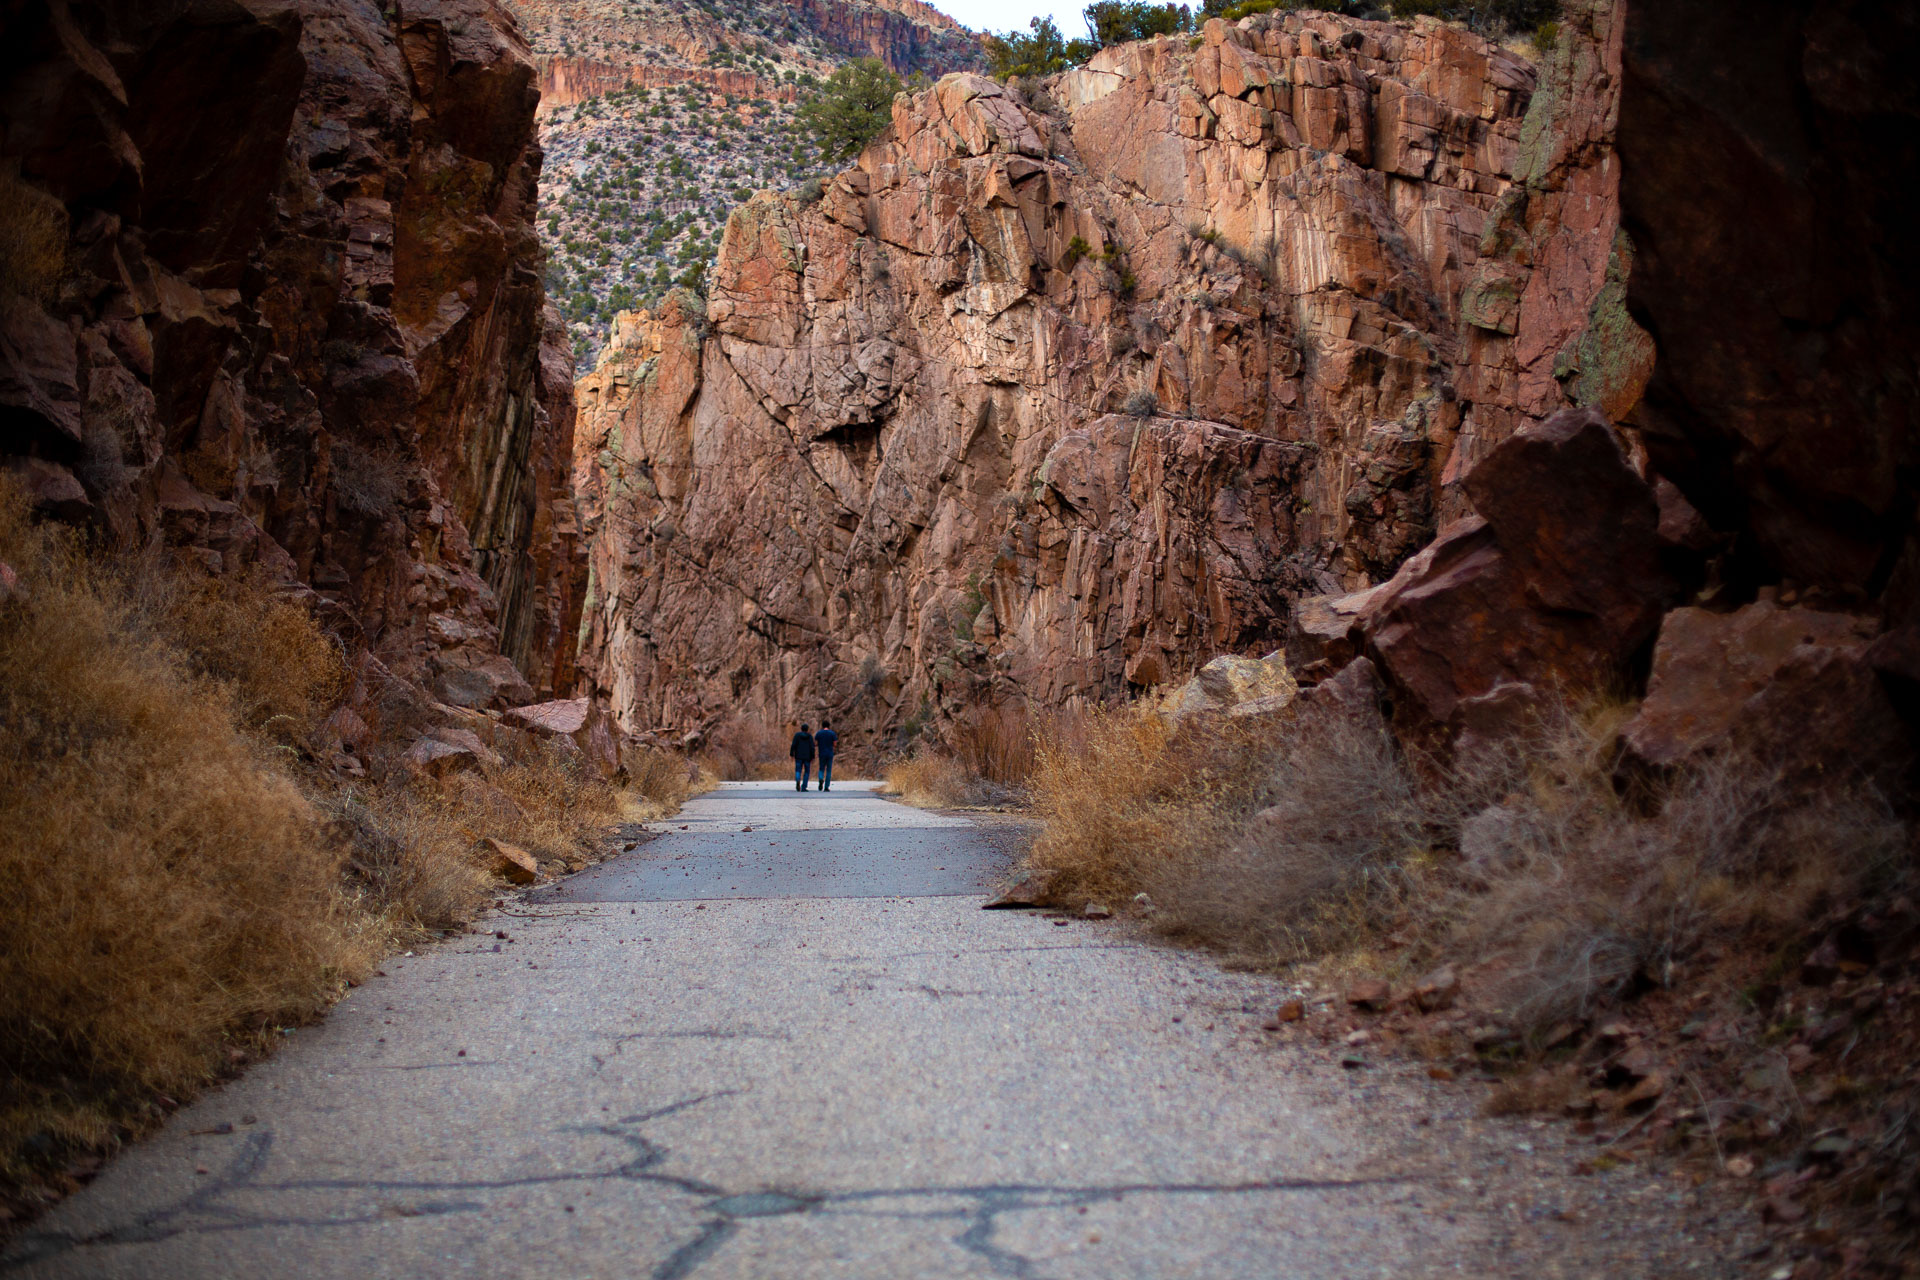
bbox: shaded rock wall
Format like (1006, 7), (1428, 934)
(1616, 0), (1920, 614)
(0, 0), (582, 708)
(573, 11), (1636, 753)
(1287, 0), (1920, 788)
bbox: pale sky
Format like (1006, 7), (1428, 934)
(933, 0), (1094, 39)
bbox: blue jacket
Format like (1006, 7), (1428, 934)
(813, 728), (837, 759)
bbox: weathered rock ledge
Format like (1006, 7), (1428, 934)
(574, 7), (1637, 753)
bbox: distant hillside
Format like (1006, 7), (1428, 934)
(510, 0), (982, 359)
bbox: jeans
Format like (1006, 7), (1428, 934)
(817, 757), (833, 789)
(794, 759), (811, 788)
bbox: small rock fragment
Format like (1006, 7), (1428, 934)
(1346, 979), (1391, 1012)
(1081, 901), (1112, 920)
(477, 837), (539, 885)
(1275, 998), (1305, 1023)
(1410, 966), (1459, 1012)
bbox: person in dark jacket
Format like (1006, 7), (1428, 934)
(813, 721), (838, 791)
(790, 723), (815, 792)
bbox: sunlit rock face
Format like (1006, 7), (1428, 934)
(574, 8), (1633, 753)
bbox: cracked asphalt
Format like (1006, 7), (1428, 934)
(3, 782), (1756, 1278)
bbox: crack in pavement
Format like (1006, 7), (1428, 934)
(6, 1087), (1410, 1280)
(643, 1175), (1413, 1280)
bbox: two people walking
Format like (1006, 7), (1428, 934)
(790, 721), (837, 792)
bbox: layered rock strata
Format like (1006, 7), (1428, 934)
(574, 11), (1645, 751)
(0, 0), (583, 727)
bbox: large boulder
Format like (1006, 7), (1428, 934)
(1164, 652), (1298, 724)
(1621, 601), (1908, 789)
(1333, 409), (1680, 737)
(503, 696), (625, 779)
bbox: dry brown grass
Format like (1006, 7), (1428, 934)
(882, 701), (1072, 808)
(0, 482), (370, 1184)
(0, 478), (701, 1192)
(1439, 715), (1907, 1032)
(1025, 685), (1910, 1036)
(704, 720), (789, 780)
(0, 163), (67, 302)
(881, 753), (976, 808)
(1025, 705), (1270, 906)
(952, 703), (1036, 784)
(1141, 705), (1434, 962)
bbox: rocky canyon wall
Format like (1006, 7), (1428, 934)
(535, 57), (803, 111)
(572, 8), (1645, 755)
(0, 0), (583, 718)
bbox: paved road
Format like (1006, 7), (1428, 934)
(4, 783), (1751, 1278)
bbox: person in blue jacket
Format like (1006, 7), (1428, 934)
(813, 721), (838, 791)
(790, 723), (815, 792)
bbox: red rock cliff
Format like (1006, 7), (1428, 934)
(0, 0), (583, 710)
(571, 11), (1642, 751)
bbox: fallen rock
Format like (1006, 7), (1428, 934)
(1356, 410), (1679, 736)
(503, 698), (594, 736)
(983, 867), (1058, 910)
(1166, 652), (1298, 723)
(1081, 901), (1113, 920)
(430, 654), (534, 710)
(502, 696), (626, 779)
(401, 736), (485, 778)
(1410, 966), (1459, 1013)
(1286, 586), (1387, 674)
(1346, 979), (1392, 1012)
(1620, 601), (1906, 788)
(427, 727), (503, 770)
(478, 837), (539, 885)
(1275, 998), (1305, 1023)
(1288, 657), (1386, 732)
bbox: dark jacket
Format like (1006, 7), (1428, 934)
(813, 728), (837, 759)
(789, 731), (815, 762)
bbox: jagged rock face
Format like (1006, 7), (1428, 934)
(0, 0), (581, 703)
(573, 12), (1639, 751)
(792, 0), (979, 74)
(535, 58), (801, 110)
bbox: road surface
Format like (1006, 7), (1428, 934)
(4, 782), (1752, 1278)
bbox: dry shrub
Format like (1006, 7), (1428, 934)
(706, 720), (787, 780)
(323, 781), (488, 935)
(622, 743), (704, 814)
(1143, 704), (1432, 962)
(1025, 705), (1269, 907)
(0, 162), (67, 302)
(128, 558), (344, 731)
(1026, 688), (1909, 1038)
(1443, 716), (1908, 1033)
(953, 702), (1035, 784)
(0, 481), (369, 1181)
(882, 753), (975, 807)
